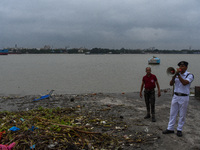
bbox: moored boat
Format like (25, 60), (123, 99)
(0, 49), (9, 55)
(148, 56), (160, 64)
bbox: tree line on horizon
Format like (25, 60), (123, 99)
(8, 48), (200, 54)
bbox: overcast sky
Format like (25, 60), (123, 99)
(1, 0), (200, 50)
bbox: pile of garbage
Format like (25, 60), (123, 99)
(0, 106), (124, 149)
(0, 96), (159, 149)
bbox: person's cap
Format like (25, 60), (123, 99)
(178, 61), (188, 67)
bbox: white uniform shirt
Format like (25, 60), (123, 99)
(174, 71), (194, 95)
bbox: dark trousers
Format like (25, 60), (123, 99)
(144, 89), (155, 115)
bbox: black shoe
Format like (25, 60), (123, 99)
(162, 129), (174, 134)
(152, 114), (156, 122)
(144, 114), (150, 119)
(177, 130), (182, 137)
(152, 117), (156, 122)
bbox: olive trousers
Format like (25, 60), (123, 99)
(144, 89), (155, 115)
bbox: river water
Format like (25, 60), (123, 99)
(0, 54), (199, 95)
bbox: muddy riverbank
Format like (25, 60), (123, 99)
(0, 89), (200, 150)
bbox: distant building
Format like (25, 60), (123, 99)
(78, 47), (86, 53)
(43, 45), (51, 49)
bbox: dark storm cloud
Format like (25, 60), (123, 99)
(1, 0), (200, 49)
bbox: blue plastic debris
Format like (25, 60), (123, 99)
(20, 118), (25, 122)
(28, 126), (38, 131)
(9, 126), (20, 131)
(30, 144), (35, 149)
(33, 90), (54, 101)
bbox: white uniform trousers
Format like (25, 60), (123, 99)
(167, 95), (189, 131)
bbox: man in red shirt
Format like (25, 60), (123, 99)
(140, 67), (161, 122)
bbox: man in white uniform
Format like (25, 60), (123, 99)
(163, 61), (194, 137)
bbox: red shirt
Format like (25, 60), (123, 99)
(143, 74), (157, 90)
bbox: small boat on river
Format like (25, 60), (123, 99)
(148, 56), (160, 64)
(0, 49), (9, 55)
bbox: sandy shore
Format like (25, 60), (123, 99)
(0, 89), (200, 150)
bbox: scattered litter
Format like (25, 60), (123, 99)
(190, 93), (195, 96)
(124, 135), (130, 140)
(0, 142), (16, 150)
(0, 107), (122, 149)
(115, 126), (122, 130)
(9, 126), (20, 131)
(0, 99), (159, 149)
(28, 126), (38, 131)
(48, 142), (58, 149)
(0, 131), (6, 140)
(100, 121), (106, 124)
(33, 90), (54, 101)
(144, 127), (149, 133)
(30, 144), (35, 149)
(85, 123), (90, 126)
(20, 118), (25, 122)
(70, 97), (75, 102)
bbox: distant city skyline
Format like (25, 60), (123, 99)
(4, 44), (197, 51)
(1, 1), (200, 50)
